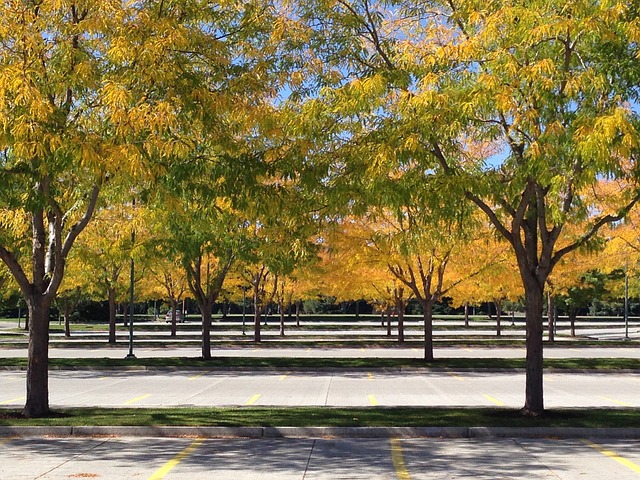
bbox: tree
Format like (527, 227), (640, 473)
(288, 0), (640, 416)
(145, 257), (188, 337)
(449, 232), (522, 336)
(0, 1), (125, 417)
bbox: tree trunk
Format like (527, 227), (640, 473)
(464, 302), (469, 328)
(170, 299), (178, 337)
(122, 303), (128, 327)
(254, 309), (262, 342)
(397, 309), (405, 344)
(569, 309), (577, 337)
(296, 300), (301, 326)
(63, 302), (71, 338)
(24, 301), (50, 418)
(495, 300), (502, 337)
(108, 288), (117, 344)
(200, 303), (213, 359)
(279, 301), (285, 336)
(423, 301), (434, 361)
(522, 283), (545, 415)
(547, 292), (555, 343)
(386, 308), (392, 336)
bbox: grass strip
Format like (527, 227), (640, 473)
(1, 406), (639, 428)
(0, 356), (639, 370)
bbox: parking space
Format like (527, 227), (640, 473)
(1, 436), (640, 479)
(1, 370), (639, 409)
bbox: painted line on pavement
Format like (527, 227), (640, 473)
(0, 396), (25, 405)
(598, 395), (633, 407)
(367, 372), (374, 381)
(246, 394), (261, 405)
(482, 394), (505, 406)
(368, 394), (379, 406)
(147, 438), (204, 480)
(124, 394), (151, 405)
(390, 438), (411, 480)
(447, 372), (464, 382)
(279, 374), (289, 381)
(583, 440), (640, 474)
(188, 373), (205, 381)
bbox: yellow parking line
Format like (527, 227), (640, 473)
(598, 395), (633, 407)
(279, 374), (289, 381)
(367, 372), (374, 381)
(246, 394), (261, 405)
(368, 394), (378, 406)
(188, 373), (205, 381)
(147, 438), (204, 480)
(0, 396), (25, 405)
(447, 372), (464, 382)
(390, 438), (411, 480)
(124, 394), (151, 405)
(583, 440), (640, 474)
(482, 394), (505, 406)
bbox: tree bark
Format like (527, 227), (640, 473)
(24, 300), (51, 418)
(200, 303), (212, 359)
(422, 301), (434, 361)
(464, 302), (469, 328)
(397, 302), (405, 344)
(170, 299), (178, 337)
(495, 300), (502, 337)
(279, 301), (285, 336)
(108, 288), (117, 344)
(523, 283), (545, 415)
(547, 292), (555, 343)
(254, 309), (262, 342)
(63, 300), (71, 338)
(569, 310), (577, 337)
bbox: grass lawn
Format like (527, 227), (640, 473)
(0, 356), (638, 370)
(1, 406), (639, 428)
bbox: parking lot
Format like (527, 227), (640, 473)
(2, 436), (640, 479)
(1, 367), (639, 409)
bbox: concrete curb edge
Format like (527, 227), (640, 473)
(1, 426), (639, 439)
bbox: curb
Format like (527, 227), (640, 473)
(1, 426), (639, 439)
